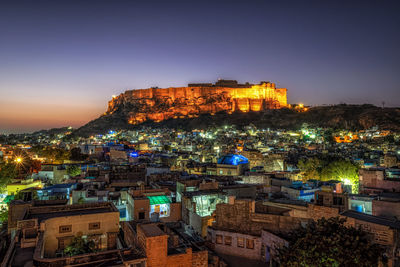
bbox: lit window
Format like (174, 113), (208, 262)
(216, 234), (223, 244)
(89, 222), (100, 230)
(59, 225), (72, 233)
(237, 237), (245, 248)
(246, 239), (255, 249)
(224, 236), (232, 246)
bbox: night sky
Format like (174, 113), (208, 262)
(1, 0), (399, 133)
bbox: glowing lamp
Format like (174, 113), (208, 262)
(342, 178), (351, 185)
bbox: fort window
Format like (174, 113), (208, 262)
(246, 239), (255, 249)
(59, 225), (72, 233)
(224, 236), (232, 246)
(237, 237), (245, 248)
(216, 234), (223, 244)
(89, 222), (101, 230)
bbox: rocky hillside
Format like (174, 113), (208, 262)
(72, 104), (400, 137)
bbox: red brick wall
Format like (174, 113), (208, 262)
(166, 248), (193, 267)
(161, 202), (182, 222)
(145, 235), (168, 267)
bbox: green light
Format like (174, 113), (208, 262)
(147, 195), (171, 205)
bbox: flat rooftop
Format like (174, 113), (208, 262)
(25, 203), (118, 223)
(341, 210), (400, 229)
(139, 224), (166, 237)
(183, 189), (224, 197)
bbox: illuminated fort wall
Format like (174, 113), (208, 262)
(107, 81), (287, 124)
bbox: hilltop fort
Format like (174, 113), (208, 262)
(106, 80), (288, 124)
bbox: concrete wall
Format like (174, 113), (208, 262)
(127, 194), (150, 221)
(261, 230), (288, 263)
(42, 211), (119, 257)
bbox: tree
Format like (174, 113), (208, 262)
(69, 147), (87, 161)
(0, 163), (17, 193)
(297, 158), (324, 181)
(0, 209), (8, 226)
(31, 146), (70, 163)
(277, 217), (386, 267)
(63, 236), (96, 256)
(321, 159), (359, 192)
(67, 165), (82, 178)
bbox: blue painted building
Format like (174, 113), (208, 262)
(216, 154), (250, 176)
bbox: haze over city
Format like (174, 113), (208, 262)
(0, 0), (399, 133)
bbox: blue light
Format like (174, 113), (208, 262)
(217, 154), (249, 165)
(130, 151), (139, 158)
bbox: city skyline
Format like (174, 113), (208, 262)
(1, 0), (399, 133)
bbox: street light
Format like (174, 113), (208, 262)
(14, 157), (23, 164)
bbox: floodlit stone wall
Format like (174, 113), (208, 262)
(106, 82), (288, 124)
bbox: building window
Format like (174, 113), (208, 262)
(224, 235), (232, 246)
(246, 239), (255, 249)
(59, 225), (72, 233)
(316, 195), (324, 205)
(57, 236), (73, 250)
(138, 211), (145, 220)
(333, 196), (343, 206)
(216, 234), (223, 244)
(237, 237), (245, 248)
(89, 222), (100, 230)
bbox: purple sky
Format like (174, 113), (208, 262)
(1, 0), (399, 133)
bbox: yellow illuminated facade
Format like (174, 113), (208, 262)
(107, 80), (288, 124)
(7, 179), (43, 195)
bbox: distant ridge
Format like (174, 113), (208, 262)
(72, 104), (400, 137)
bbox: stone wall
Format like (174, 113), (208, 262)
(307, 204), (340, 220)
(192, 250), (208, 267)
(360, 169), (400, 192)
(372, 200), (400, 220)
(214, 199), (309, 236)
(208, 228), (262, 260)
